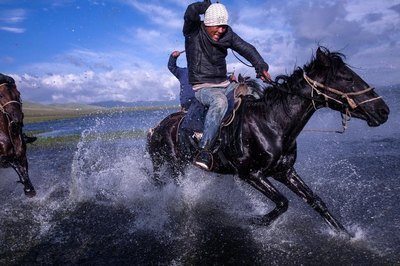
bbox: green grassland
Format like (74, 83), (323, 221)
(23, 101), (178, 123)
(23, 102), (103, 123)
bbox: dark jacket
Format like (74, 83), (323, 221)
(168, 54), (195, 109)
(183, 1), (269, 85)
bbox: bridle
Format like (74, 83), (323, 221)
(0, 82), (23, 145)
(0, 83), (22, 115)
(303, 73), (382, 110)
(302, 73), (382, 133)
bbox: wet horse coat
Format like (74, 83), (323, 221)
(0, 74), (35, 196)
(147, 47), (389, 233)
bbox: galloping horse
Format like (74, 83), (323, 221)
(147, 47), (389, 234)
(0, 74), (36, 197)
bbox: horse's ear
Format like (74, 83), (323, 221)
(238, 73), (244, 82)
(316, 47), (330, 67)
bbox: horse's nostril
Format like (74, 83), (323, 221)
(380, 107), (390, 117)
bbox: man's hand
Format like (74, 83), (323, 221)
(260, 69), (272, 83)
(172, 50), (185, 58)
(202, 0), (211, 12)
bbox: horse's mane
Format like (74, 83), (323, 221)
(273, 46), (347, 95)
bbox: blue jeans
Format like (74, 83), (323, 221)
(195, 82), (236, 150)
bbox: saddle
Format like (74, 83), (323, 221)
(181, 78), (258, 129)
(178, 78), (262, 158)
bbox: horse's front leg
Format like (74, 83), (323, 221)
(274, 167), (348, 234)
(242, 171), (289, 226)
(150, 152), (165, 187)
(10, 158), (36, 197)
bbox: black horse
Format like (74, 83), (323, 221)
(147, 47), (389, 234)
(0, 74), (36, 197)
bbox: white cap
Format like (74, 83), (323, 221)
(204, 3), (229, 26)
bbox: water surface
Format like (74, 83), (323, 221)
(0, 89), (399, 265)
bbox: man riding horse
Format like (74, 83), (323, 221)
(183, 0), (271, 170)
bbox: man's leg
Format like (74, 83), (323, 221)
(195, 87), (228, 149)
(194, 87), (228, 170)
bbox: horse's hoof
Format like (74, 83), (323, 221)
(24, 188), (36, 197)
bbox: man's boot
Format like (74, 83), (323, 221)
(194, 150), (213, 171)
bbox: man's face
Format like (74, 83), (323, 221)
(205, 25), (227, 42)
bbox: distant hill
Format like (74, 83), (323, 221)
(23, 101), (104, 110)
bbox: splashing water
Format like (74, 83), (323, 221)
(2, 91), (399, 264)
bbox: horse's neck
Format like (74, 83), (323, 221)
(263, 89), (316, 138)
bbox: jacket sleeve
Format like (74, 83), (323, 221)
(168, 54), (179, 78)
(183, 1), (211, 36)
(230, 31), (269, 76)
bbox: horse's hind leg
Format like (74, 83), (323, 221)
(11, 159), (36, 197)
(274, 167), (348, 234)
(243, 172), (289, 226)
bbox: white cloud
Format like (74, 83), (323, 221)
(0, 26), (25, 33)
(124, 0), (182, 28)
(134, 28), (162, 43)
(0, 8), (26, 23)
(11, 65), (177, 104)
(0, 8), (26, 33)
(345, 0), (400, 33)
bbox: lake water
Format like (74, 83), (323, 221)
(0, 88), (399, 265)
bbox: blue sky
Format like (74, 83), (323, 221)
(1, 0), (399, 104)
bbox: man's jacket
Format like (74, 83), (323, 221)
(168, 55), (195, 109)
(183, 1), (269, 85)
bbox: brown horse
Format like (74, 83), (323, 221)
(147, 47), (389, 234)
(0, 74), (36, 196)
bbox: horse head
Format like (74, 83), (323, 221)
(0, 76), (23, 131)
(303, 47), (389, 127)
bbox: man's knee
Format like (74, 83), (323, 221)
(212, 94), (228, 108)
(215, 97), (228, 115)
